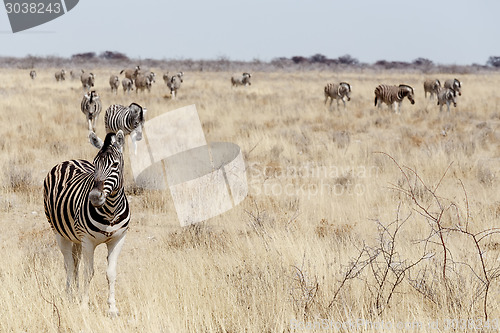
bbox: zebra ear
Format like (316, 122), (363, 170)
(114, 130), (125, 150)
(89, 131), (103, 149)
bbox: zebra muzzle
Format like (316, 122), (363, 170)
(89, 187), (106, 207)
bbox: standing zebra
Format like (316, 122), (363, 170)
(109, 75), (120, 94)
(104, 103), (147, 155)
(423, 79), (441, 99)
(436, 87), (457, 112)
(122, 78), (134, 94)
(81, 90), (102, 132)
(374, 84), (415, 113)
(444, 78), (462, 96)
(30, 70), (36, 80)
(44, 130), (129, 317)
(55, 69), (66, 81)
(81, 71), (95, 92)
(167, 72), (184, 99)
(231, 72), (252, 87)
(134, 74), (152, 93)
(324, 82), (352, 110)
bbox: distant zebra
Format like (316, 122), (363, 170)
(30, 70), (36, 80)
(444, 78), (462, 96)
(122, 78), (134, 94)
(55, 69), (66, 81)
(120, 66), (141, 82)
(324, 82), (352, 110)
(104, 103), (147, 154)
(374, 84), (415, 113)
(231, 72), (252, 87)
(423, 79), (441, 99)
(436, 87), (457, 112)
(43, 130), (129, 317)
(134, 72), (155, 93)
(81, 71), (95, 91)
(81, 90), (102, 132)
(109, 75), (120, 94)
(167, 72), (184, 99)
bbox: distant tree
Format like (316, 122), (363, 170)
(413, 57), (433, 67)
(487, 56), (500, 68)
(71, 52), (96, 60)
(309, 53), (328, 63)
(99, 51), (129, 61)
(337, 54), (358, 65)
(291, 56), (308, 64)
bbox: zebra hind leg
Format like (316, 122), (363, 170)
(55, 234), (78, 299)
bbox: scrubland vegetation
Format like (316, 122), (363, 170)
(1, 59), (500, 332)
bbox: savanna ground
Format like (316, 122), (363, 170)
(1, 67), (500, 332)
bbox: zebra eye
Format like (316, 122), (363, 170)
(111, 162), (120, 168)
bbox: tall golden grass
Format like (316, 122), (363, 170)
(1, 67), (500, 332)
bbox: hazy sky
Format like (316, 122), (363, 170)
(1, 0), (499, 65)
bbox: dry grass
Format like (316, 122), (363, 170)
(2, 67), (500, 332)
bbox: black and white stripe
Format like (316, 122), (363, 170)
(104, 103), (147, 154)
(374, 84), (415, 113)
(80, 90), (102, 132)
(324, 82), (352, 110)
(436, 87), (457, 112)
(43, 131), (129, 316)
(423, 79), (441, 99)
(444, 78), (462, 96)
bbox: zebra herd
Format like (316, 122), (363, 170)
(325, 77), (462, 113)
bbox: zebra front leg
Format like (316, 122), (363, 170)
(106, 233), (127, 317)
(81, 239), (96, 309)
(55, 234), (77, 298)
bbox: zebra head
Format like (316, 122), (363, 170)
(447, 89), (457, 107)
(89, 131), (125, 208)
(399, 84), (415, 104)
(339, 82), (352, 101)
(453, 78), (462, 96)
(128, 103), (147, 141)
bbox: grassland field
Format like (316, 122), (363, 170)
(1, 67), (500, 332)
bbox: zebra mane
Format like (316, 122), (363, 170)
(340, 82), (351, 91)
(100, 133), (118, 152)
(399, 84), (414, 93)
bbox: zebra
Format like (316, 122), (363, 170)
(104, 103), (147, 155)
(122, 78), (134, 94)
(81, 71), (95, 91)
(30, 70), (36, 80)
(231, 72), (251, 87)
(436, 87), (457, 112)
(109, 75), (120, 94)
(43, 130), (129, 317)
(324, 82), (352, 110)
(167, 72), (184, 99)
(81, 90), (103, 132)
(120, 66), (141, 82)
(423, 79), (441, 99)
(444, 78), (462, 96)
(55, 69), (66, 81)
(134, 74), (152, 93)
(374, 84), (415, 113)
